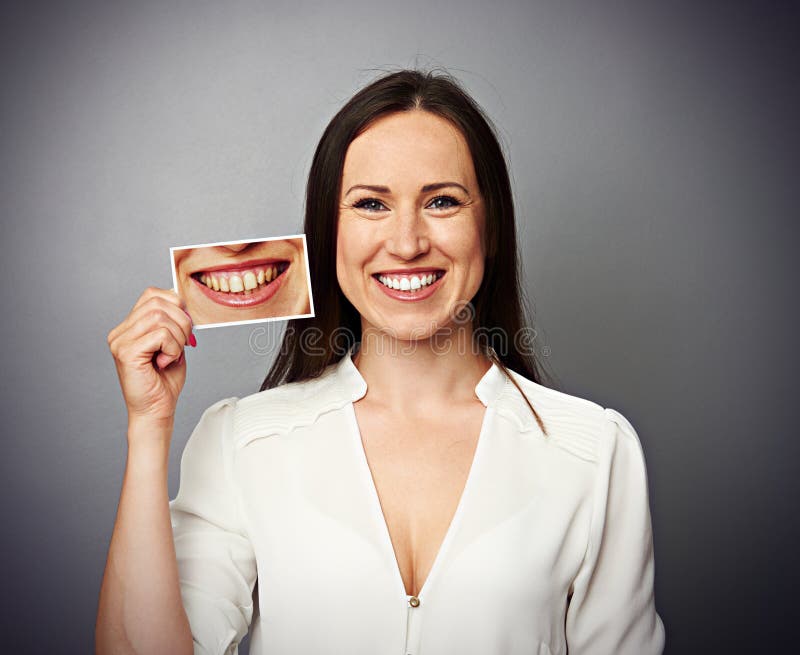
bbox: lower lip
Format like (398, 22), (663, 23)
(373, 273), (445, 301)
(191, 267), (288, 307)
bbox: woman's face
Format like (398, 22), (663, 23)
(173, 238), (310, 326)
(336, 110), (486, 342)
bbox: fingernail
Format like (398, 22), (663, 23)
(189, 332), (197, 348)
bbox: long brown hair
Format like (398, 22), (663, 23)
(260, 68), (554, 435)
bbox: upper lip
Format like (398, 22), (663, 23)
(373, 267), (445, 276)
(192, 258), (290, 274)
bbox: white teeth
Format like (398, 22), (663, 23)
(243, 272), (257, 291)
(377, 272), (442, 292)
(199, 263), (287, 294)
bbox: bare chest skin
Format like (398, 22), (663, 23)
(353, 398), (487, 597)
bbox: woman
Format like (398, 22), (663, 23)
(97, 69), (665, 655)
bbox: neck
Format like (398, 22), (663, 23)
(352, 326), (492, 415)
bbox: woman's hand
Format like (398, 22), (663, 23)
(107, 287), (196, 431)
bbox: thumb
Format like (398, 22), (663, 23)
(156, 350), (183, 370)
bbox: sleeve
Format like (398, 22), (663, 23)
(169, 397), (258, 655)
(564, 407), (666, 654)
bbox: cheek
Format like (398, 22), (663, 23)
(173, 252), (190, 275)
(470, 220), (487, 269)
(335, 223), (356, 285)
(436, 221), (485, 263)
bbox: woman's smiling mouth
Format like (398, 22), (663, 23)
(191, 260), (291, 307)
(372, 269), (446, 301)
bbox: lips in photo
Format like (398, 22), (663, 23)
(191, 259), (291, 307)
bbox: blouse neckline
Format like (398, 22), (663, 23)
(336, 340), (499, 601)
(333, 341), (509, 409)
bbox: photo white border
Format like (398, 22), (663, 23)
(169, 233), (315, 330)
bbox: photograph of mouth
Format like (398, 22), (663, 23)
(170, 235), (314, 328)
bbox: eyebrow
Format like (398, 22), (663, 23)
(345, 182), (469, 196)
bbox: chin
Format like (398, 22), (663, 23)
(363, 316), (461, 345)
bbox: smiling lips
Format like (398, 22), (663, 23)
(191, 261), (290, 308)
(373, 269), (446, 301)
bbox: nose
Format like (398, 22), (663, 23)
(218, 243), (250, 254)
(384, 206), (430, 260)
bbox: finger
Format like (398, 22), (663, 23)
(112, 306), (190, 362)
(131, 286), (187, 314)
(121, 327), (183, 370)
(113, 297), (194, 352)
(156, 349), (184, 370)
(109, 287), (187, 344)
(138, 296), (194, 346)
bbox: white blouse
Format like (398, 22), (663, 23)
(169, 346), (665, 655)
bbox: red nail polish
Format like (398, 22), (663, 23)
(189, 333), (197, 348)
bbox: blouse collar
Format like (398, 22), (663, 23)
(333, 341), (509, 409)
(234, 342), (538, 449)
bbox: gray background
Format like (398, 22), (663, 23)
(1, 0), (796, 653)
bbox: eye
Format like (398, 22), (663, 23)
(351, 197), (387, 213)
(427, 195), (461, 210)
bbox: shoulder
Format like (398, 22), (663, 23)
(499, 368), (642, 466)
(229, 363), (347, 449)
